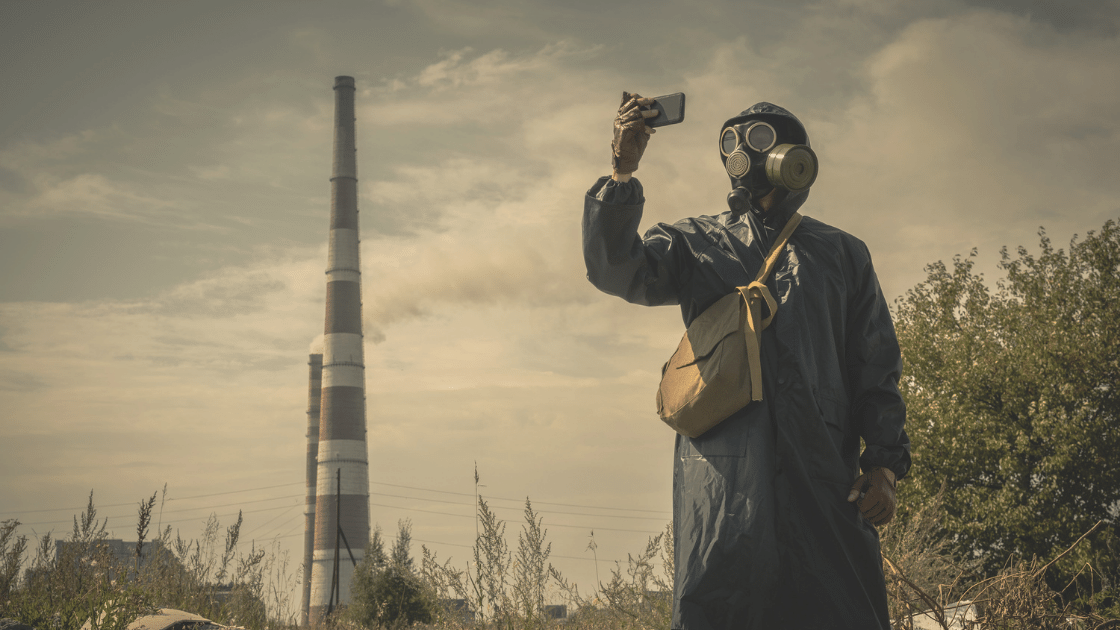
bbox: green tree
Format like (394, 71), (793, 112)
(347, 520), (435, 629)
(893, 220), (1120, 591)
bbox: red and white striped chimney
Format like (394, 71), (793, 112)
(301, 350), (322, 627)
(308, 75), (370, 625)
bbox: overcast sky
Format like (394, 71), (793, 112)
(2, 0), (1119, 618)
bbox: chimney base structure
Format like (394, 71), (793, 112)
(307, 75), (370, 626)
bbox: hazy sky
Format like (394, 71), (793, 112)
(2, 0), (1119, 617)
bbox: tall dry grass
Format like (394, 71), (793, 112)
(4, 483), (1118, 630)
(1, 487), (299, 630)
(880, 488), (1119, 630)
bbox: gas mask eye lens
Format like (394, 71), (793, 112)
(720, 128), (739, 156)
(745, 122), (777, 153)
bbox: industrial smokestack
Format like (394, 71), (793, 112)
(301, 351), (323, 627)
(308, 75), (370, 625)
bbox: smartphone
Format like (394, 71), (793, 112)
(645, 92), (686, 128)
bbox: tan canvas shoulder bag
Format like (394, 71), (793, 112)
(656, 212), (802, 438)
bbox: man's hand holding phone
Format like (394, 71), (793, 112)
(612, 92), (658, 180)
(611, 91), (687, 181)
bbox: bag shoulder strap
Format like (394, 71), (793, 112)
(753, 212), (802, 284)
(737, 212), (802, 402)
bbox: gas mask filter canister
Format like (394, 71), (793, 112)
(720, 121), (818, 195)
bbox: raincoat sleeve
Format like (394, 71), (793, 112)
(582, 175), (690, 306)
(846, 243), (912, 480)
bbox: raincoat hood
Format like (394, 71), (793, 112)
(720, 102), (813, 226)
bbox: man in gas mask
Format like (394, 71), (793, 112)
(582, 94), (910, 629)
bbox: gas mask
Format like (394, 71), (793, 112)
(720, 120), (818, 215)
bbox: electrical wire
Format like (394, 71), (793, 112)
(366, 501), (659, 534)
(0, 499), (153, 516)
(0, 482), (304, 516)
(6, 484), (665, 525)
(240, 503), (302, 540)
(253, 529), (631, 564)
(163, 482), (304, 502)
(371, 481), (670, 515)
(268, 520), (306, 543)
(6, 479), (666, 587)
(157, 493), (303, 515)
(367, 491), (666, 521)
(16, 502), (303, 528)
(6, 478), (669, 541)
(369, 502), (472, 520)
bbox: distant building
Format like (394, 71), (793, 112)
(905, 600), (976, 630)
(54, 538), (170, 582)
(434, 601), (564, 623)
(51, 538), (255, 612)
(642, 589), (671, 610)
(439, 599), (474, 622)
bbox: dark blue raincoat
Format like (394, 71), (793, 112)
(582, 104), (910, 629)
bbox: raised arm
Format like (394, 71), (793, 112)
(581, 92), (692, 306)
(582, 176), (691, 306)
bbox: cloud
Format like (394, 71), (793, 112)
(0, 132), (208, 229)
(0, 247), (331, 518)
(810, 9), (1120, 295)
(361, 41), (607, 132)
(0, 130), (101, 170)
(962, 0), (1120, 35)
(288, 27), (335, 67)
(0, 247), (323, 373)
(0, 132), (174, 225)
(9, 13), (1112, 436)
(361, 227), (592, 343)
(4, 1), (1119, 605)
(0, 231), (680, 535)
(0, 368), (45, 392)
(0, 77), (334, 234)
(361, 158), (531, 236)
(145, 267), (292, 319)
(411, 42), (600, 91)
(334, 43), (627, 340)
(333, 19), (1116, 345)
(401, 0), (558, 40)
(30, 172), (175, 222)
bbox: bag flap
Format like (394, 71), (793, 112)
(682, 291), (742, 362)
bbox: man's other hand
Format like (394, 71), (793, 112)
(847, 467), (897, 526)
(611, 91), (658, 177)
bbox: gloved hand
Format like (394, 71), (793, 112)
(847, 467), (897, 526)
(611, 91), (658, 176)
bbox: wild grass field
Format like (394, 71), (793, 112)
(2, 484), (1118, 630)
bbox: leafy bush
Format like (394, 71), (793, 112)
(346, 521), (436, 629)
(894, 220), (1120, 580)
